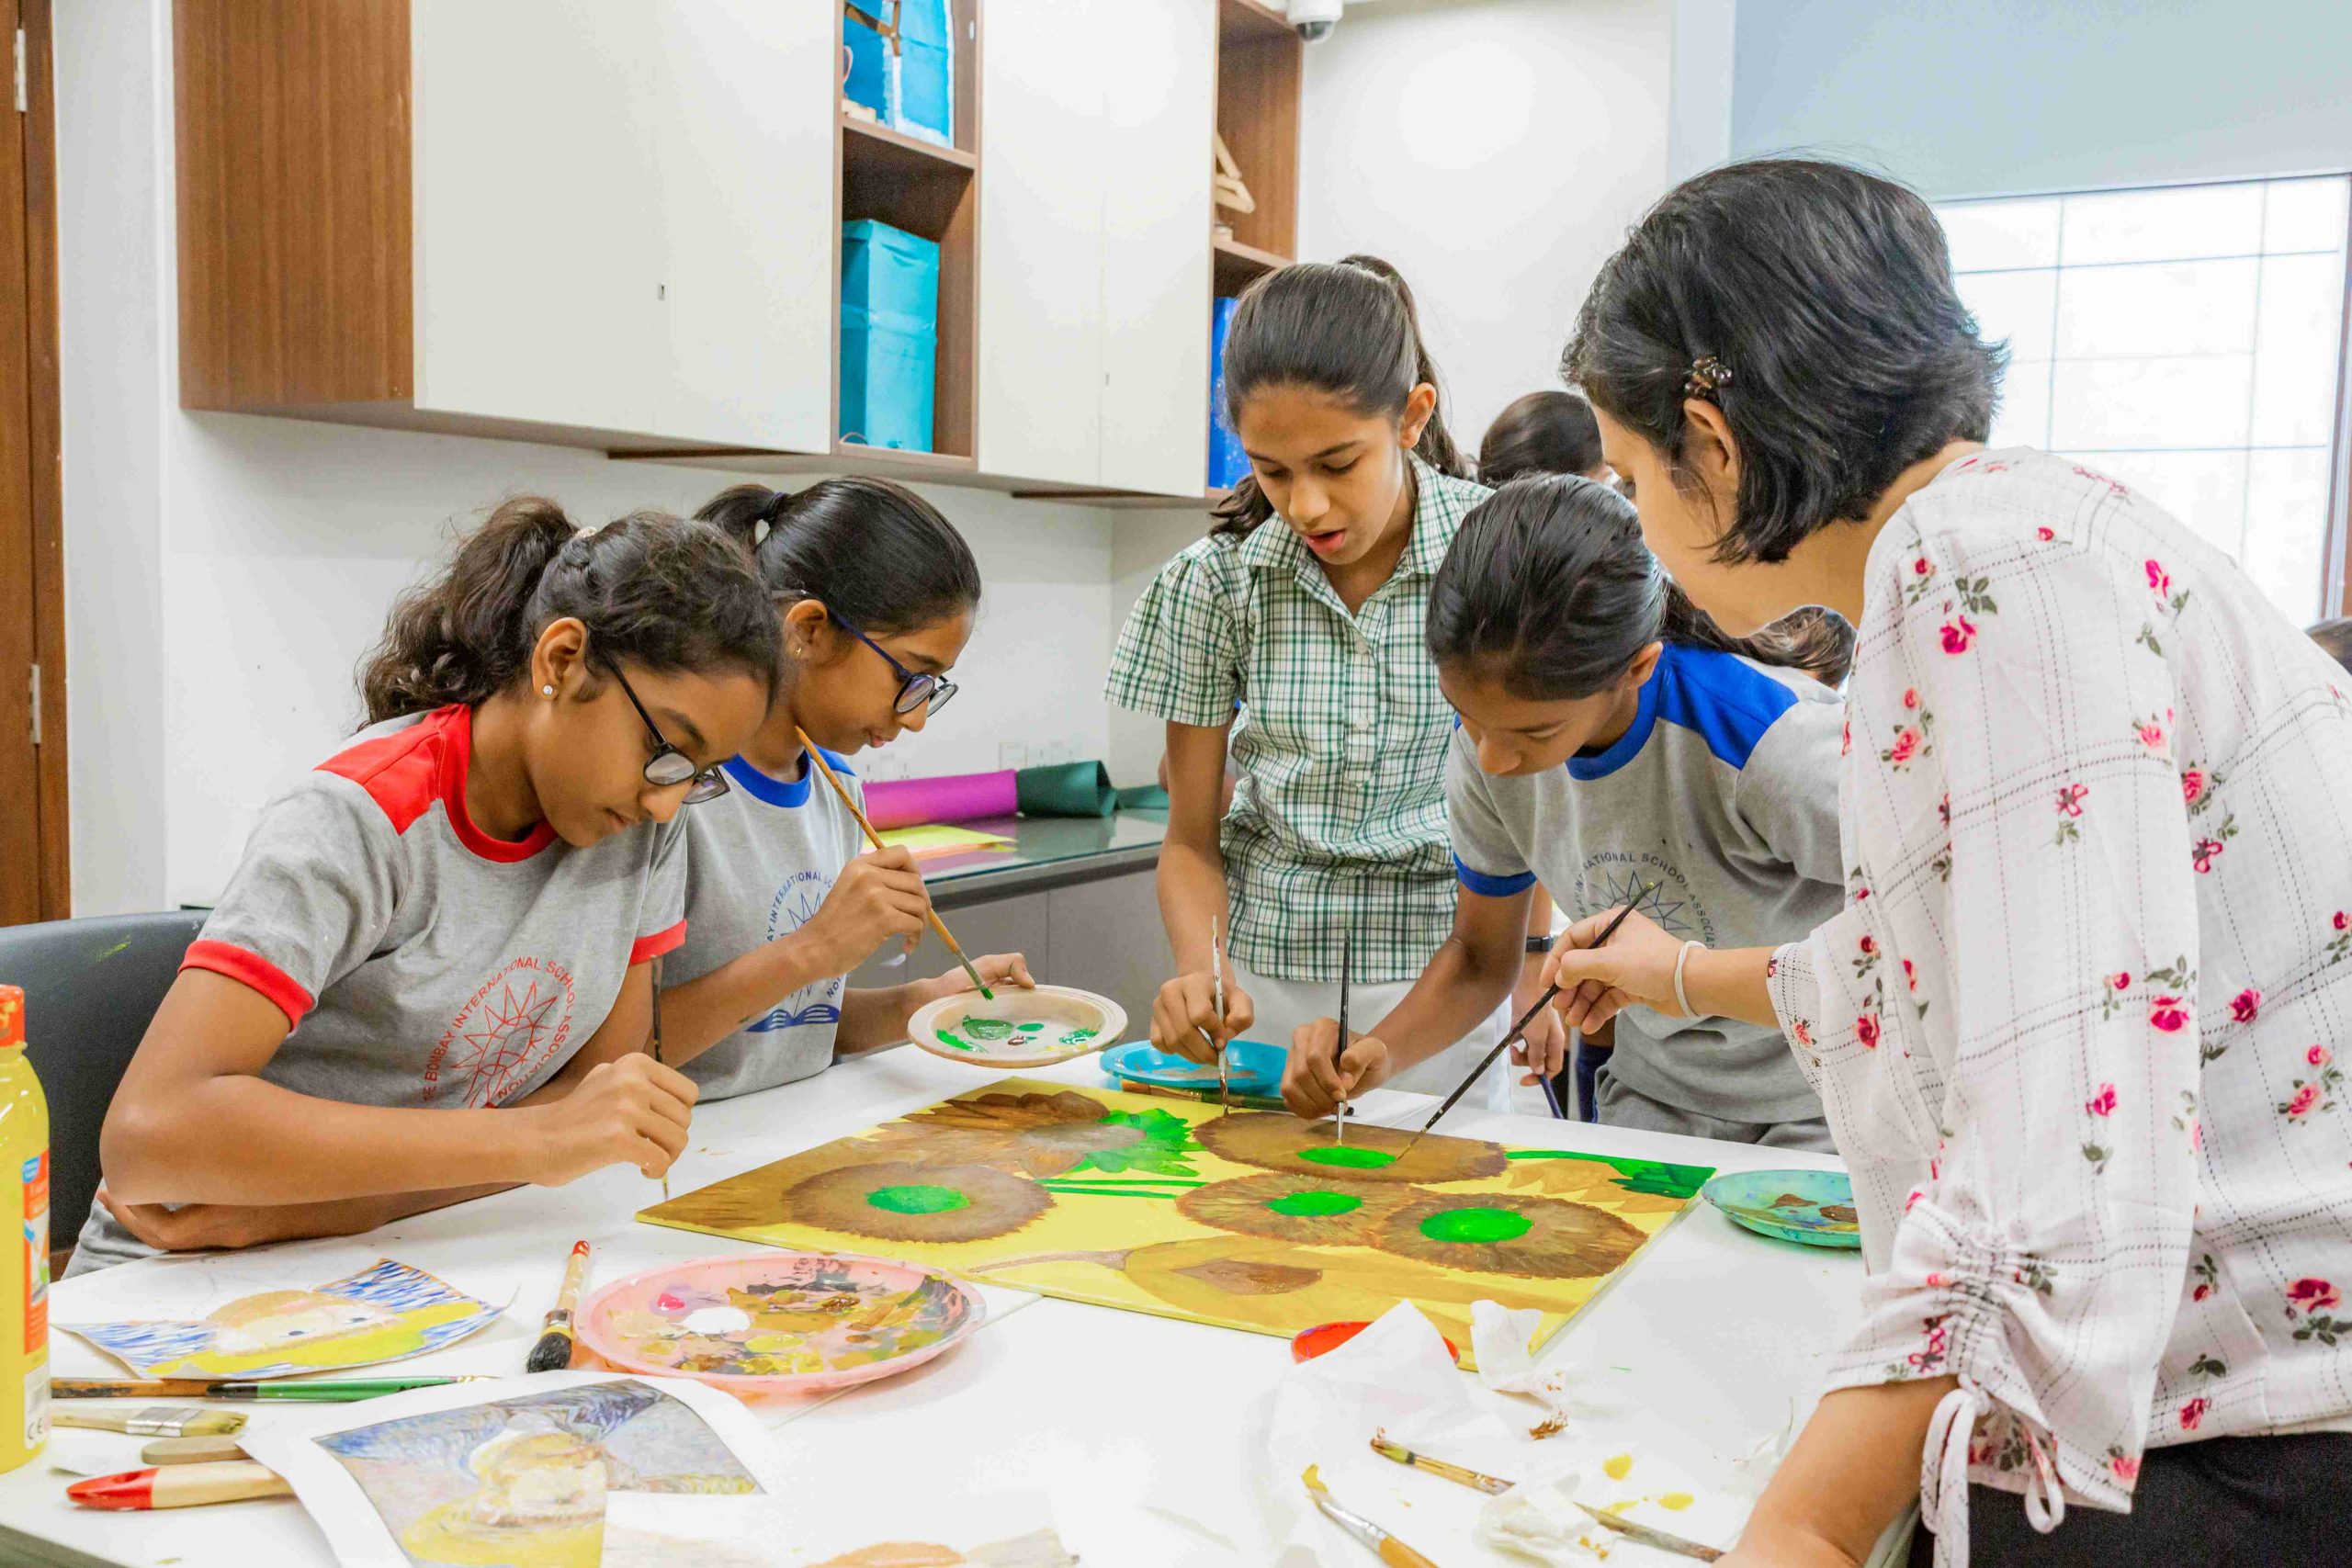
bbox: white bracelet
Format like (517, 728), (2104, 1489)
(1673, 941), (1702, 1019)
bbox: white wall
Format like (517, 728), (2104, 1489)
(1294, 0), (1679, 446)
(56, 0), (1115, 915)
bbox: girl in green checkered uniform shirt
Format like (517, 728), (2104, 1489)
(1107, 257), (1546, 1107)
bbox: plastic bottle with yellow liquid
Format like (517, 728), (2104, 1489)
(0, 985), (49, 1472)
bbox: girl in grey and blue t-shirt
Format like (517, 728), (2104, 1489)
(1282, 474), (1849, 1149)
(75, 503), (781, 1272)
(655, 479), (1033, 1100)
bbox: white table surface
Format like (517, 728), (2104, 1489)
(0, 1047), (1886, 1567)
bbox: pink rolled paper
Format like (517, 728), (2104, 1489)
(863, 769), (1020, 829)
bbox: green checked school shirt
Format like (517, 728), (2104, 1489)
(1106, 454), (1490, 983)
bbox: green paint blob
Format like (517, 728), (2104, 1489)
(865, 1183), (972, 1215)
(935, 1031), (977, 1051)
(1298, 1145), (1398, 1169)
(959, 1016), (1016, 1041)
(1057, 1028), (1099, 1045)
(1266, 1190), (1363, 1217)
(1017, 1022), (1046, 1032)
(1419, 1206), (1532, 1245)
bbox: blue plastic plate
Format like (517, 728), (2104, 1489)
(1101, 1039), (1285, 1098)
(1702, 1168), (1861, 1248)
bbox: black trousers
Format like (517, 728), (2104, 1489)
(1908, 1432), (2352, 1565)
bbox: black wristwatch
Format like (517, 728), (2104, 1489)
(1524, 934), (1555, 955)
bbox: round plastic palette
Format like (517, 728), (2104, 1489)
(578, 1251), (985, 1396)
(1701, 1168), (1861, 1248)
(1102, 1038), (1284, 1098)
(906, 985), (1126, 1068)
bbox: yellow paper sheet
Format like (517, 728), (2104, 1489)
(875, 824), (1015, 860)
(639, 1077), (1712, 1366)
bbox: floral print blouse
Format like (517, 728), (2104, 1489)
(1765, 449), (2352, 1563)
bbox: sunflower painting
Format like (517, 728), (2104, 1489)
(639, 1077), (1713, 1367)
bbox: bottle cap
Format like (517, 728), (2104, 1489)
(0, 985), (21, 1048)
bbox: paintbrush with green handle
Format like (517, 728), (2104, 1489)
(54, 1377), (492, 1403)
(797, 727), (992, 1001)
(1401, 880), (1654, 1154)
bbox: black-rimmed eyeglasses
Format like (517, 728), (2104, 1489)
(834, 616), (960, 716)
(602, 657), (731, 805)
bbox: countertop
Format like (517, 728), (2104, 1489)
(914, 808), (1166, 903)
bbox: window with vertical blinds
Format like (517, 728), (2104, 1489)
(1937, 176), (2350, 623)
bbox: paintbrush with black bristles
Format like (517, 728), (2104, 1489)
(525, 1239), (592, 1373)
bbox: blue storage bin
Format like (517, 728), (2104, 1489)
(1208, 296), (1248, 489)
(891, 0), (955, 147)
(841, 220), (940, 453)
(842, 15), (888, 119)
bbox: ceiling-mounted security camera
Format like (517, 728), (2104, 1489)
(1285, 0), (1341, 40)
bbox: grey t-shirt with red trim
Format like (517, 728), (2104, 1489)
(1447, 644), (1845, 1125)
(669, 749), (868, 1100)
(67, 704), (687, 1273)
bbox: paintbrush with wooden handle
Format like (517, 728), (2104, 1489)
(797, 727), (992, 1001)
(1401, 881), (1653, 1154)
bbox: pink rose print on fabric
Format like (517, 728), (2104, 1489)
(2056, 783), (2088, 817)
(2181, 770), (2205, 804)
(1792, 1020), (1814, 1047)
(1903, 957), (1918, 992)
(2037, 526), (2055, 542)
(2312, 1045), (2333, 1067)
(2287, 1084), (2321, 1120)
(2230, 988), (2261, 1025)
(2111, 971), (2132, 990)
(1902, 686), (1920, 710)
(2338, 912), (2349, 931)
(2136, 716), (2168, 752)
(2193, 837), (2226, 874)
(1857, 1012), (1883, 1049)
(2146, 558), (2172, 597)
(2178, 1397), (2209, 1431)
(2288, 1279), (2341, 1315)
(1841, 716), (1851, 756)
(1940, 615), (1978, 655)
(1860, 934), (1877, 954)
(2086, 1084), (2118, 1117)
(1886, 727), (1923, 765)
(2194, 1283), (2214, 1302)
(1905, 1186), (1924, 1213)
(1913, 556), (1932, 578)
(2148, 997), (2190, 1032)
(2109, 1450), (2140, 1484)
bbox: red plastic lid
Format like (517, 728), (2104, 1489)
(1290, 1319), (1460, 1363)
(0, 985), (20, 1049)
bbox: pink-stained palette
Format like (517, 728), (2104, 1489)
(578, 1251), (985, 1397)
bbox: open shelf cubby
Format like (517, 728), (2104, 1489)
(834, 0), (980, 464)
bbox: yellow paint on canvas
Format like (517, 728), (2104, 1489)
(160, 1298), (486, 1379)
(637, 1077), (1711, 1367)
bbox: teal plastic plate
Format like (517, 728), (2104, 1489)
(1702, 1168), (1861, 1248)
(1101, 1039), (1284, 1098)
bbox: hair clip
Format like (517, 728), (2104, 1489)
(1683, 355), (1733, 399)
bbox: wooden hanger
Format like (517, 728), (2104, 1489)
(1213, 131), (1257, 215)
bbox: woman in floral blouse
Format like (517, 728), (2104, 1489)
(1544, 158), (2352, 1566)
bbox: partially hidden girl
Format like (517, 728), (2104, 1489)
(656, 479), (1031, 1100)
(1282, 474), (1845, 1148)
(75, 502), (778, 1272)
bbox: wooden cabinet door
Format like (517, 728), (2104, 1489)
(974, 0), (1105, 488)
(1099, 0), (1213, 497)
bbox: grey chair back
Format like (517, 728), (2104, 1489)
(0, 911), (205, 1251)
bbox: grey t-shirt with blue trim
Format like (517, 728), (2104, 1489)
(1447, 644), (1845, 1124)
(669, 749), (868, 1100)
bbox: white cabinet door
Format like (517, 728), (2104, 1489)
(410, 1), (667, 436)
(410, 1), (834, 451)
(645, 4), (836, 452)
(1099, 0), (1213, 497)
(975, 0), (1106, 487)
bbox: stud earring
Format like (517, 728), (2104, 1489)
(542, 684), (556, 697)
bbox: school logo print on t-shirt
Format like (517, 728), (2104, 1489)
(424, 956), (579, 1107)
(749, 870), (845, 1033)
(1578, 856), (1714, 945)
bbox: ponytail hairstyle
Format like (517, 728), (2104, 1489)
(695, 477), (979, 637)
(1211, 254), (1466, 538)
(358, 499), (782, 726)
(1478, 389), (1606, 486)
(1427, 474), (1854, 698)
(1563, 158), (2004, 565)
